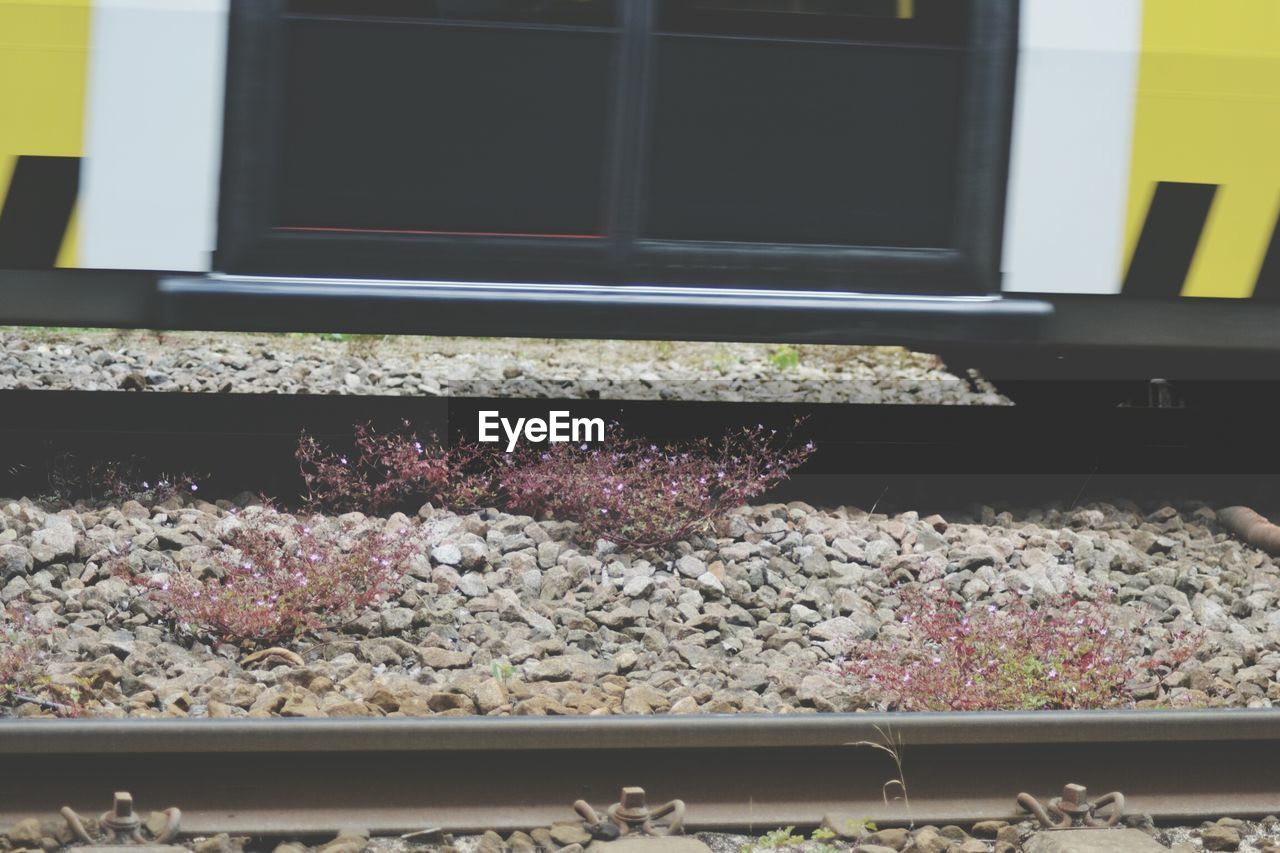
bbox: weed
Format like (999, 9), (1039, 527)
(711, 345), (737, 376)
(847, 724), (910, 827)
(297, 421), (496, 516)
(838, 588), (1159, 711)
(0, 604), (80, 715)
(344, 334), (384, 359)
(496, 422), (814, 550)
(113, 510), (417, 647)
(42, 451), (202, 506)
(0, 605), (44, 704)
(490, 658), (515, 688)
(768, 345), (801, 371)
(741, 827), (806, 853)
(809, 828), (837, 841)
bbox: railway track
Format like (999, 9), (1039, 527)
(1, 711), (1278, 835)
(5, 389), (1279, 841)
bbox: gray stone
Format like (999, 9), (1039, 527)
(30, 517), (76, 563)
(789, 603), (821, 624)
(432, 543), (462, 566)
(675, 555), (706, 579)
(810, 615), (878, 642)
(418, 647), (472, 669)
(696, 571), (725, 596)
(457, 573), (489, 598)
(0, 543), (32, 579)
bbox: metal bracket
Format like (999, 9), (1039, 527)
(62, 791), (181, 845)
(1018, 784), (1124, 830)
(574, 786), (685, 837)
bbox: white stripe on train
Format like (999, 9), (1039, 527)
(1000, 0), (1142, 296)
(79, 0), (228, 271)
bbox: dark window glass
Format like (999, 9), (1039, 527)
(657, 0), (969, 45)
(285, 0), (617, 27)
(274, 18), (614, 236)
(643, 36), (964, 246)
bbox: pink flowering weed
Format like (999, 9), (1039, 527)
(838, 587), (1150, 711)
(297, 420), (495, 515)
(496, 423), (815, 550)
(0, 604), (45, 703)
(115, 510), (416, 646)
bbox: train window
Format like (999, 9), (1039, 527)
(272, 12), (616, 238)
(221, 0), (1011, 290)
(284, 0), (617, 27)
(642, 0), (970, 246)
(657, 0), (970, 45)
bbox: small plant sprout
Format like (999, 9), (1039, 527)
(768, 345), (801, 371)
(809, 828), (837, 841)
(490, 659), (515, 687)
(740, 827), (806, 853)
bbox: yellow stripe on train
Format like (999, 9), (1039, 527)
(1123, 0), (1280, 298)
(0, 0), (91, 268)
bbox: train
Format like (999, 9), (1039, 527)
(1, 0), (1278, 380)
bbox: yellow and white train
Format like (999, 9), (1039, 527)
(1, 0), (1277, 376)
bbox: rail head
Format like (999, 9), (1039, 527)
(2, 709), (1277, 755)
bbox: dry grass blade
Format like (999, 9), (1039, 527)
(846, 724), (912, 828)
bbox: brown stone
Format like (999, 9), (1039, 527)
(909, 827), (951, 853)
(325, 700), (383, 717)
(192, 833), (236, 853)
(820, 814), (873, 840)
(507, 831), (537, 853)
(478, 830), (505, 853)
(240, 647), (305, 669)
(7, 820), (42, 847)
(549, 823), (592, 846)
(866, 829), (911, 851)
(364, 687), (400, 713)
(514, 695), (570, 715)
(1024, 829), (1167, 853)
(996, 827), (1022, 847)
(1199, 826), (1241, 852)
(426, 691), (476, 714)
(972, 823), (1008, 840)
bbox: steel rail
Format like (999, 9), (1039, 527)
(1, 710), (1278, 835)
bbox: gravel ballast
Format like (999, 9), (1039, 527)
(1, 491), (1276, 720)
(0, 330), (1006, 404)
(6, 814), (1279, 853)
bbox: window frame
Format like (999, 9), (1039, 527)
(216, 0), (1017, 293)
